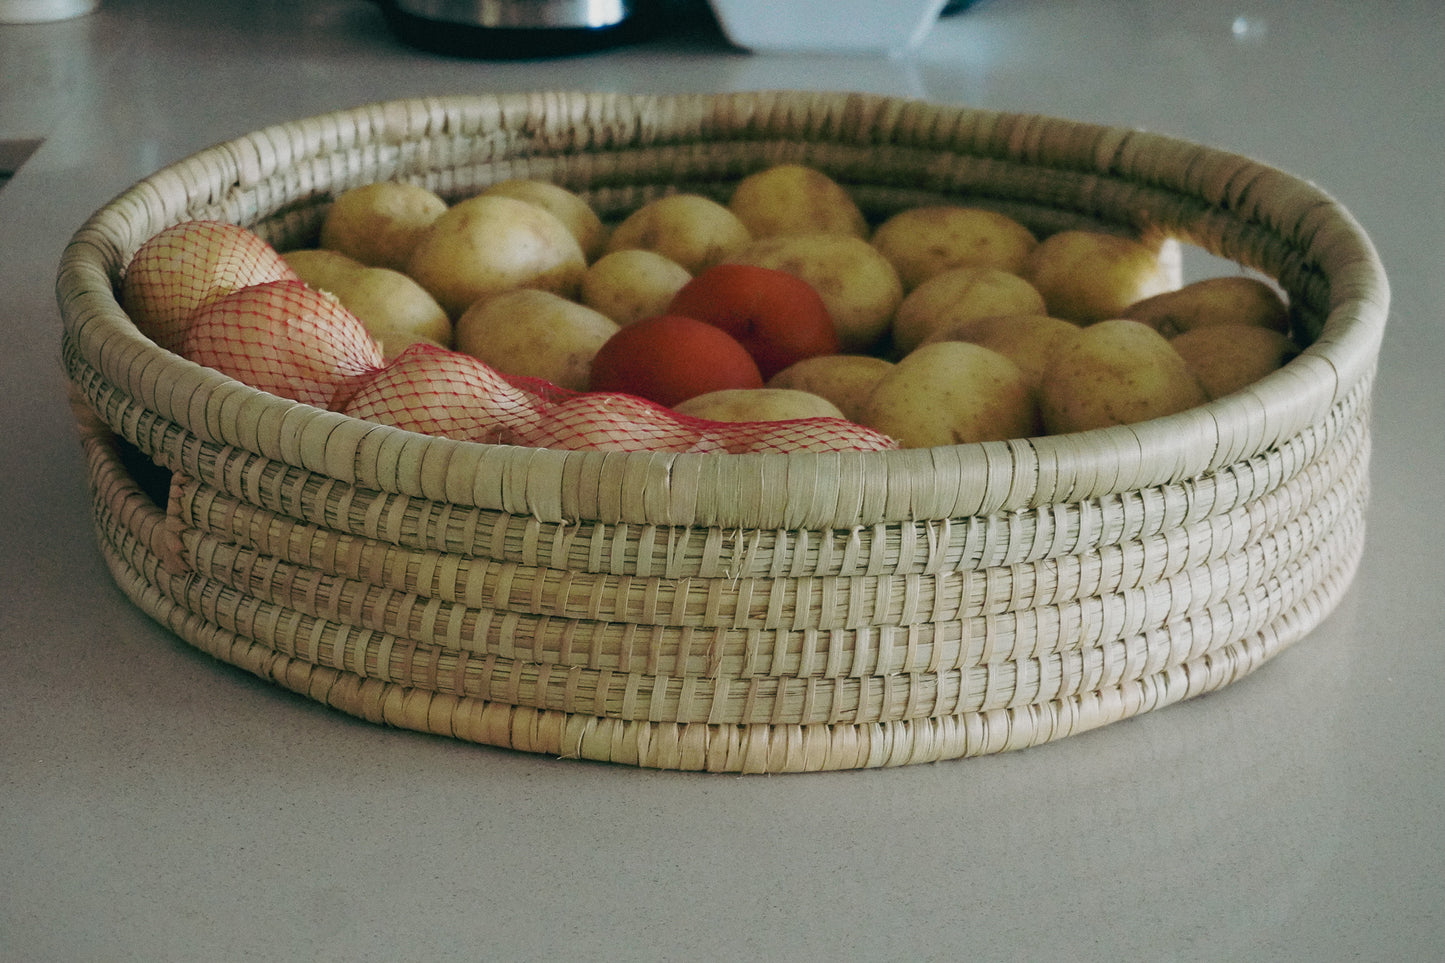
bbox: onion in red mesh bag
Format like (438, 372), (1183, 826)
(715, 414), (896, 453)
(121, 220), (299, 352)
(344, 343), (895, 454)
(343, 343), (723, 451)
(341, 343), (542, 444)
(540, 391), (894, 453)
(531, 391), (726, 453)
(180, 279), (383, 409)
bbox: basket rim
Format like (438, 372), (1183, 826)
(56, 89), (1389, 529)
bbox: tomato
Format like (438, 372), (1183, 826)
(666, 263), (839, 379)
(588, 314), (763, 407)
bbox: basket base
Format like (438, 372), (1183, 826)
(76, 415), (1366, 773)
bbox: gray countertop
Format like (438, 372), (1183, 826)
(3, 2), (1442, 960)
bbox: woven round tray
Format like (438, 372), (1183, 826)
(58, 91), (1386, 772)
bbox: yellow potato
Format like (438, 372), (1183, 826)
(859, 341), (1037, 448)
(454, 288), (618, 392)
(727, 163), (869, 239)
(921, 313), (1082, 392)
(766, 354), (895, 424)
(406, 194), (588, 318)
(673, 388), (845, 423)
(1039, 319), (1207, 433)
(320, 181), (448, 271)
(329, 269), (453, 359)
(729, 232), (903, 352)
(482, 178), (609, 263)
(580, 249), (692, 327)
(1170, 324), (1299, 399)
(1021, 230), (1176, 324)
(871, 206), (1038, 289)
(603, 193), (751, 274)
(1123, 275), (1290, 338)
(282, 248), (366, 292)
(285, 248), (453, 359)
(890, 266), (1047, 354)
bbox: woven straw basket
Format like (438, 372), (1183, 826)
(58, 91), (1386, 772)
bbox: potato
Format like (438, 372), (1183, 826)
(729, 232), (903, 352)
(1039, 319), (1207, 433)
(921, 313), (1082, 392)
(284, 248), (452, 358)
(766, 354), (895, 424)
(727, 163), (869, 239)
(859, 341), (1037, 448)
(673, 388), (845, 423)
(454, 288), (619, 392)
(1021, 230), (1176, 324)
(603, 193), (751, 274)
(282, 247), (366, 291)
(320, 181), (448, 271)
(324, 269), (452, 360)
(1170, 324), (1299, 399)
(406, 194), (588, 318)
(871, 206), (1038, 289)
(481, 178), (609, 263)
(580, 249), (692, 326)
(1123, 275), (1290, 338)
(890, 266), (1047, 354)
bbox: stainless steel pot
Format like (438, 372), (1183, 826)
(391, 0), (633, 30)
(378, 0), (652, 57)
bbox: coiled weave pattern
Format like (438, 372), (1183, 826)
(58, 91), (1386, 771)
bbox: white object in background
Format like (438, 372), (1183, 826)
(707, 0), (948, 55)
(0, 0), (98, 22)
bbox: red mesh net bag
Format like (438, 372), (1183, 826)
(121, 220), (300, 352)
(180, 279), (384, 409)
(131, 220), (898, 454)
(341, 344), (896, 454)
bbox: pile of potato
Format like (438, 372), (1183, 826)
(279, 163), (1299, 449)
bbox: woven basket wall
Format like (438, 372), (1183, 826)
(57, 91), (1386, 772)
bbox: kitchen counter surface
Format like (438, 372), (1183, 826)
(3, 2), (1442, 960)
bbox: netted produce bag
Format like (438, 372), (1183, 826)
(341, 342), (895, 453)
(120, 221), (301, 353)
(120, 221), (896, 455)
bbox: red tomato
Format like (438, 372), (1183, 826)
(667, 263), (839, 379)
(588, 314), (763, 407)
